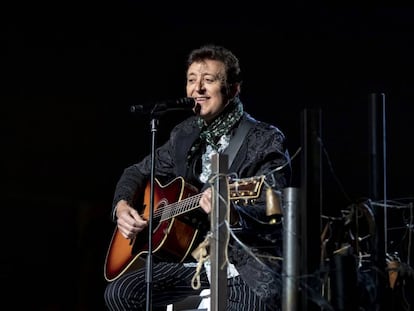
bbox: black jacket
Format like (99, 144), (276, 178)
(112, 111), (291, 308)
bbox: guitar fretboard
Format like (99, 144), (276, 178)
(157, 193), (203, 221)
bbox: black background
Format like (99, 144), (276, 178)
(2, 2), (414, 310)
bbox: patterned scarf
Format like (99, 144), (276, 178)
(187, 98), (244, 163)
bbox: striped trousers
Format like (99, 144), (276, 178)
(104, 262), (274, 311)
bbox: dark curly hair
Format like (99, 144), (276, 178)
(186, 44), (242, 86)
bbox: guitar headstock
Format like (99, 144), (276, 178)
(228, 175), (265, 200)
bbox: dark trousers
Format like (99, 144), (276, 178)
(104, 262), (273, 311)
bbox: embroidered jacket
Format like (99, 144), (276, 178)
(111, 111), (291, 309)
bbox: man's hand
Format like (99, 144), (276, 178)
(115, 200), (148, 239)
(199, 187), (212, 214)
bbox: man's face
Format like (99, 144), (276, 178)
(186, 59), (228, 124)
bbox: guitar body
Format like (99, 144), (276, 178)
(104, 177), (200, 282)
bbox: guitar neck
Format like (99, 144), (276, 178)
(153, 175), (265, 222)
(157, 192), (203, 222)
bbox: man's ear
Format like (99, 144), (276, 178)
(228, 83), (241, 99)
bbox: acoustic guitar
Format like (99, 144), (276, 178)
(104, 175), (264, 282)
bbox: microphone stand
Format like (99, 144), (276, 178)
(145, 104), (165, 311)
(139, 103), (194, 311)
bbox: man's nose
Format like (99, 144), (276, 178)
(196, 80), (205, 92)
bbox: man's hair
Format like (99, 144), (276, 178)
(186, 44), (242, 86)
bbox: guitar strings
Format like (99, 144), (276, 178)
(141, 192), (204, 222)
(143, 173), (265, 222)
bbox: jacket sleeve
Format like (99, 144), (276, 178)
(231, 120), (291, 227)
(110, 120), (188, 221)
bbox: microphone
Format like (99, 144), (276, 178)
(130, 97), (196, 114)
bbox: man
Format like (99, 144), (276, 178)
(104, 44), (291, 311)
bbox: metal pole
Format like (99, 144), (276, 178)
(282, 187), (300, 311)
(210, 153), (228, 311)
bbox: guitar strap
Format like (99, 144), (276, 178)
(224, 115), (255, 169)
